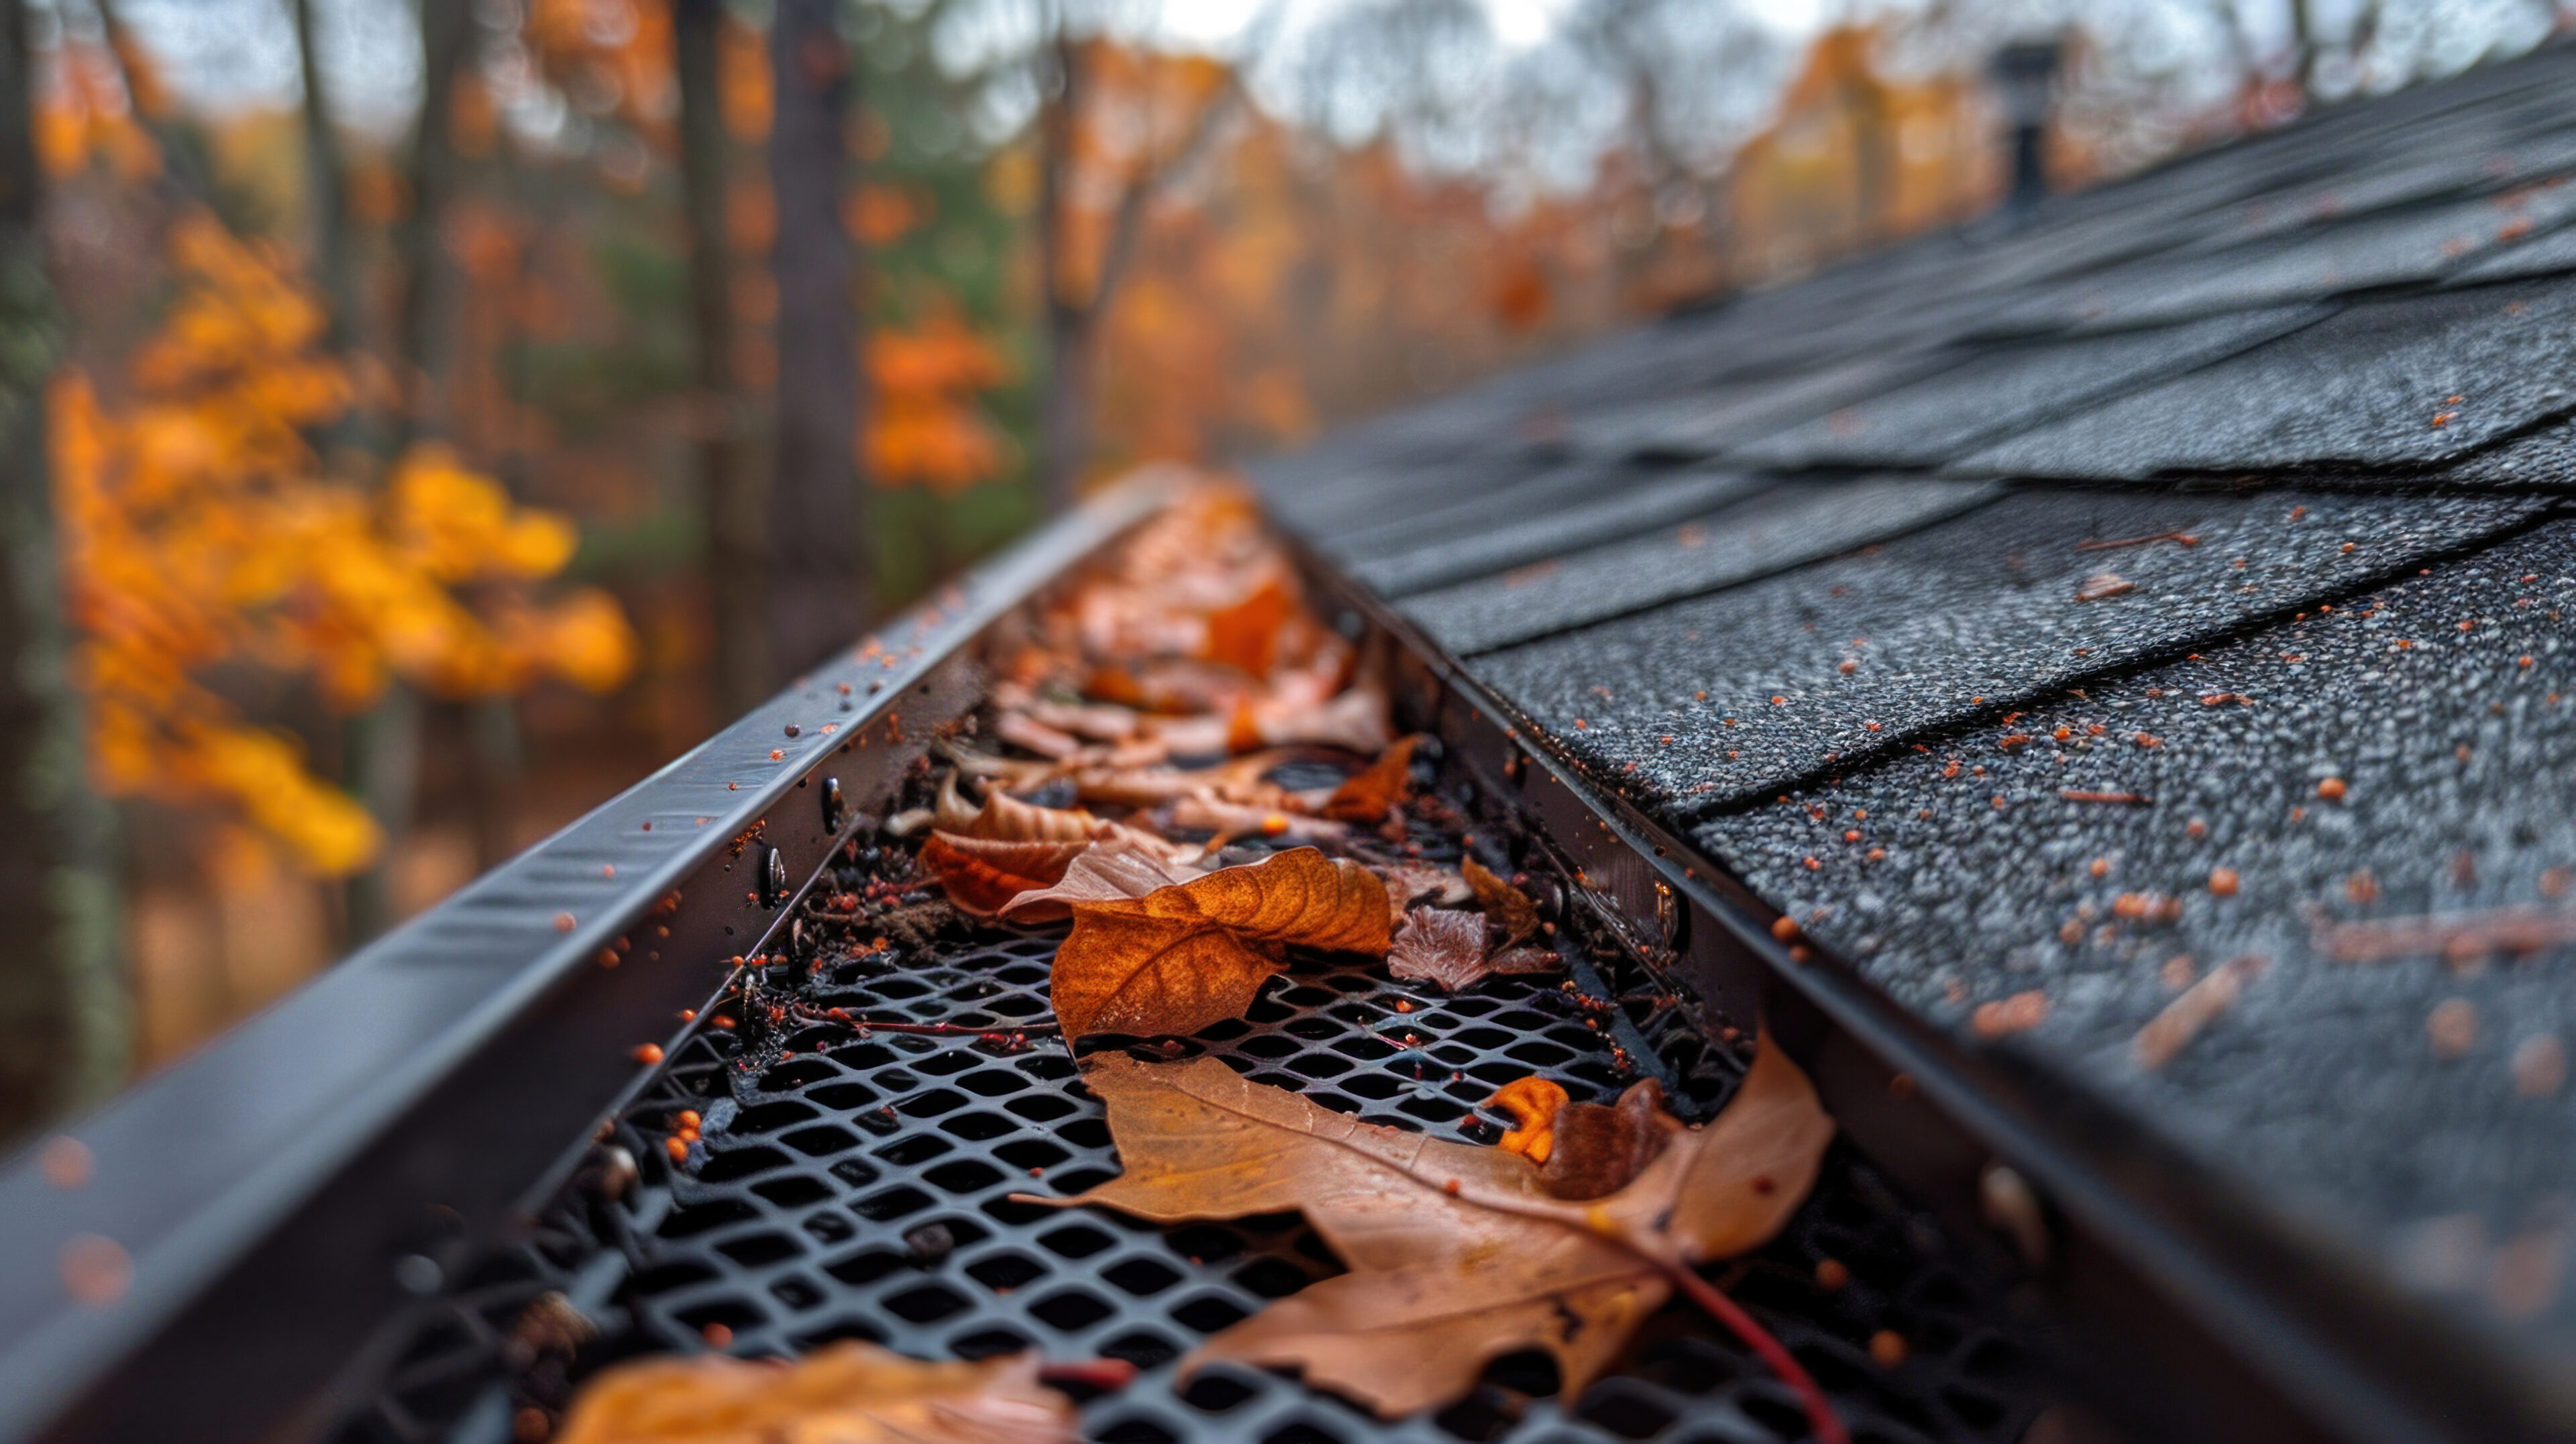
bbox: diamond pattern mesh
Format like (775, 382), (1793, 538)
(338, 867), (2061, 1444)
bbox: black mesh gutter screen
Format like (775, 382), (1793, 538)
(0, 476), (2479, 1444)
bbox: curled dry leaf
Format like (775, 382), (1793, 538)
(1254, 683), (1394, 757)
(1051, 847), (1391, 1039)
(1167, 795), (1350, 844)
(994, 712), (1085, 760)
(1487, 945), (1564, 976)
(920, 833), (1089, 917)
(555, 1342), (1076, 1444)
(1490, 1076), (1568, 1164)
(1386, 908), (1493, 991)
(1536, 1081), (1674, 1200)
(937, 771), (1097, 844)
(1000, 835), (1207, 923)
(1375, 861), (1474, 911)
(1487, 1075), (1674, 1198)
(1201, 576), (1299, 677)
(1323, 735), (1424, 823)
(1022, 1036), (1832, 1417)
(1463, 858), (1540, 948)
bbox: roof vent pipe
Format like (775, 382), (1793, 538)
(1990, 39), (2063, 212)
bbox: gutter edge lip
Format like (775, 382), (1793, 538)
(0, 473), (1175, 1444)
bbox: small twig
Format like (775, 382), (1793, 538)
(2076, 532), (2199, 551)
(2058, 790), (2151, 805)
(1662, 1264), (1850, 1444)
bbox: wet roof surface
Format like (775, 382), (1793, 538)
(1253, 39), (2576, 1400)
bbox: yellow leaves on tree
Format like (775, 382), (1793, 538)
(866, 308), (1012, 497)
(55, 212), (637, 876)
(32, 37), (160, 183)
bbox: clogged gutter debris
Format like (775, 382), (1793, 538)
(555, 482), (1845, 1443)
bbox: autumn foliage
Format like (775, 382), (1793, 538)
(53, 213), (634, 874)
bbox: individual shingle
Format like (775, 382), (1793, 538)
(1964, 186), (2576, 336)
(1341, 467), (1773, 598)
(1729, 307), (2327, 470)
(1693, 517), (2576, 1338)
(1574, 347), (1968, 460)
(1470, 486), (2553, 817)
(1397, 478), (2001, 656)
(2446, 210), (2576, 285)
(1949, 279), (2576, 480)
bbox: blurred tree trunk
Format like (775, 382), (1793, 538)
(676, 0), (766, 713)
(765, 0), (868, 684)
(1036, 30), (1087, 516)
(290, 0), (362, 406)
(0, 0), (124, 1132)
(1034, 30), (1242, 514)
(347, 0), (474, 943)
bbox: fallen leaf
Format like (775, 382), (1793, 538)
(1202, 576), (1297, 676)
(994, 711), (1085, 760)
(1323, 735), (1423, 822)
(1386, 908), (1491, 990)
(938, 771), (1097, 844)
(1167, 794), (1350, 844)
(555, 1342), (1076, 1444)
(1001, 835), (1206, 923)
(1023, 1035), (1831, 1416)
(1489, 1076), (1567, 1164)
(1051, 847), (1390, 1038)
(922, 833), (1089, 917)
(1373, 861), (1473, 913)
(1487, 945), (1564, 975)
(1463, 858), (1540, 948)
(1486, 1074), (1673, 1198)
(1536, 1081), (1672, 1200)
(1253, 683), (1393, 756)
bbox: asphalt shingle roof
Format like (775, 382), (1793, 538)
(1252, 38), (2576, 1414)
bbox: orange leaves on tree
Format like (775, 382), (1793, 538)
(866, 308), (1012, 497)
(54, 211), (636, 875)
(33, 38), (160, 182)
(1051, 847), (1389, 1039)
(524, 0), (677, 146)
(555, 1341), (1077, 1444)
(1024, 1037), (1834, 1419)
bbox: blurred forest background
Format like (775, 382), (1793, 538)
(0, 0), (2565, 1125)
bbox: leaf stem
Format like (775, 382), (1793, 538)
(1660, 1261), (1849, 1444)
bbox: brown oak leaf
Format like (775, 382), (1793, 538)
(1051, 847), (1389, 1039)
(1463, 858), (1540, 947)
(937, 771), (1098, 843)
(1385, 908), (1491, 990)
(1000, 835), (1206, 924)
(1323, 735), (1424, 822)
(1022, 1036), (1831, 1416)
(555, 1341), (1076, 1444)
(921, 833), (1088, 917)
